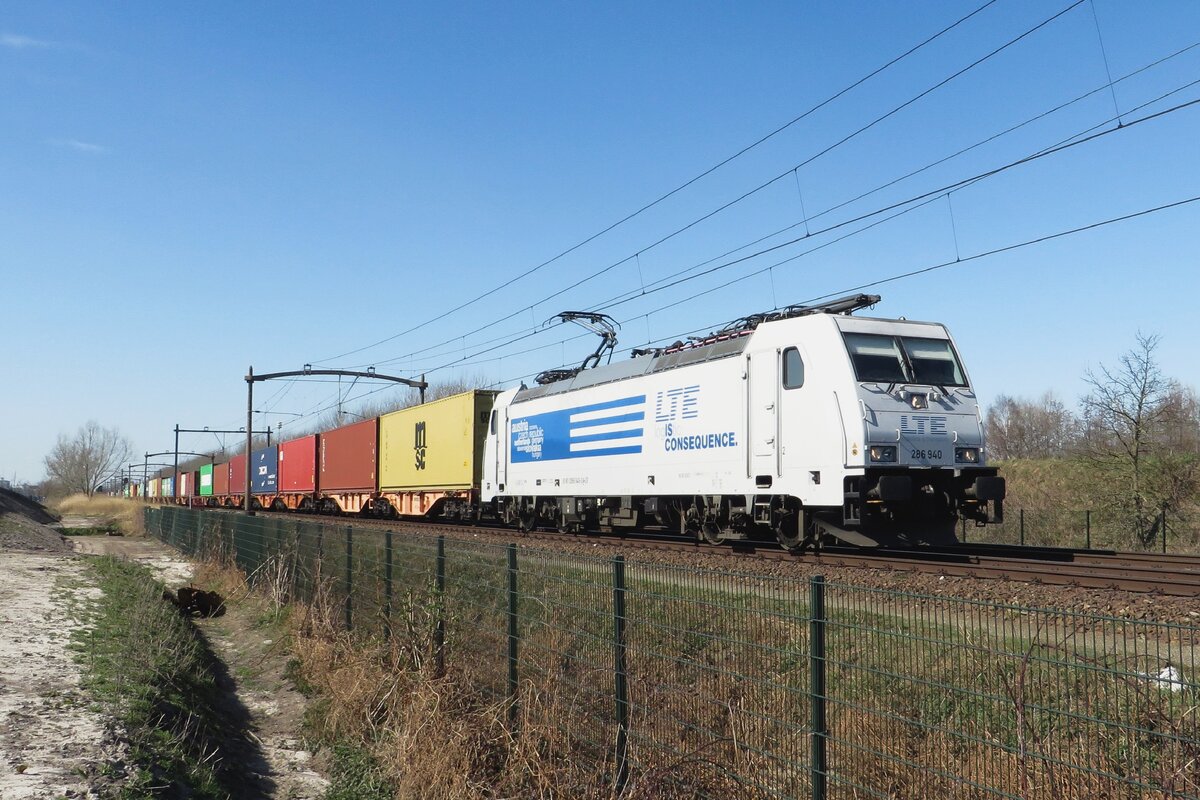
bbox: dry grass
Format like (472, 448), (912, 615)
(995, 459), (1199, 551)
(50, 493), (144, 534)
(279, 576), (635, 800)
(164, 510), (1197, 799)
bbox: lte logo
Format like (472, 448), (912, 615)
(900, 415), (948, 436)
(655, 385), (700, 423)
(414, 421), (427, 470)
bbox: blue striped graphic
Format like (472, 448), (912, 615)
(569, 428), (642, 445)
(511, 395), (646, 462)
(572, 411), (645, 429)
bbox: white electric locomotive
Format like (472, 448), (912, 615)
(481, 295), (1005, 549)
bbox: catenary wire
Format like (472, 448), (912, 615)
(373, 84), (1200, 376)
(352, 42), (1200, 374)
(311, 0), (1008, 366)
(343, 1), (1099, 372)
(265, 189), (1200, 433)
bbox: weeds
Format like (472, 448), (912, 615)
(72, 556), (251, 799)
(52, 493), (143, 535)
(323, 743), (393, 800)
(150, 506), (1200, 799)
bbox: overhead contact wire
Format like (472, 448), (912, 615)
(356, 0), (1094, 371)
(312, 0), (1001, 365)
(372, 85), (1200, 381)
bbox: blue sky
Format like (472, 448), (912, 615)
(2, 1), (1198, 483)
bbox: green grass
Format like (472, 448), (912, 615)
(323, 743), (394, 800)
(59, 526), (121, 536)
(71, 556), (243, 799)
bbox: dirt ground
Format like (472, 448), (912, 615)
(0, 524), (328, 799)
(0, 549), (125, 799)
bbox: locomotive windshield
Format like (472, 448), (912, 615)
(843, 333), (967, 386)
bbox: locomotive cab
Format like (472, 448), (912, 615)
(760, 313), (1004, 546)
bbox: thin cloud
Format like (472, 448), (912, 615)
(1, 33), (56, 49)
(50, 138), (108, 154)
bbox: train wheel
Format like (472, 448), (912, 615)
(518, 505), (538, 533)
(701, 521), (723, 545)
(774, 504), (807, 552)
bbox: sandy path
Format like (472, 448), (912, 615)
(70, 537), (329, 800)
(0, 551), (125, 799)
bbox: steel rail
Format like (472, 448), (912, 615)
(202, 506), (1200, 596)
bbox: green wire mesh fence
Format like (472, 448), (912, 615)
(148, 506), (1199, 799)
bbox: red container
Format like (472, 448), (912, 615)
(279, 435), (318, 493)
(319, 419), (377, 491)
(230, 454), (248, 495)
(213, 461), (230, 496)
(189, 470), (201, 498)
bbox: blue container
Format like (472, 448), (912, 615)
(252, 446), (279, 494)
(162, 477), (175, 498)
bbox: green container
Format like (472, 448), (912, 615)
(199, 463), (214, 497)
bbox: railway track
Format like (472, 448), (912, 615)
(231, 507), (1200, 597)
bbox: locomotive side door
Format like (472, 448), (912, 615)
(495, 407), (508, 492)
(483, 406), (508, 497)
(747, 350), (780, 481)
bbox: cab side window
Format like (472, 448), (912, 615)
(783, 347), (804, 389)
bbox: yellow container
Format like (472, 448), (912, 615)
(379, 390), (497, 491)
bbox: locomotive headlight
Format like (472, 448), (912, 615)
(955, 447), (980, 464)
(869, 445), (897, 463)
(909, 393), (928, 410)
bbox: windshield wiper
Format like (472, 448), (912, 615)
(895, 338), (916, 383)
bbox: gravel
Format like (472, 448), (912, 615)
(0, 490), (71, 553)
(414, 523), (1200, 629)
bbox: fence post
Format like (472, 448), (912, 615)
(435, 536), (446, 677)
(810, 575), (827, 800)
(1161, 503), (1168, 554)
(344, 526), (353, 631)
(1085, 510), (1091, 550)
(612, 555), (629, 796)
(960, 516), (967, 543)
(231, 513), (241, 568)
(1019, 508), (1025, 546)
(292, 521), (302, 603)
(316, 526), (323, 576)
(507, 543), (519, 728)
(384, 530), (394, 640)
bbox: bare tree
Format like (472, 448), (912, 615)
(985, 392), (1078, 460)
(1157, 385), (1200, 452)
(43, 421), (133, 497)
(1080, 333), (1172, 544)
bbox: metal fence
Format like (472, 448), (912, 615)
(965, 505), (1198, 553)
(147, 507), (1199, 799)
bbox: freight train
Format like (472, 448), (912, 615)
(140, 294), (1005, 549)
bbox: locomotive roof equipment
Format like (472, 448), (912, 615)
(535, 311), (621, 385)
